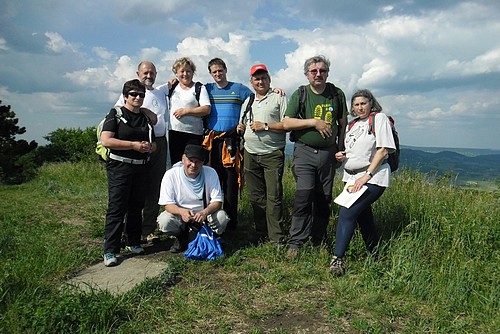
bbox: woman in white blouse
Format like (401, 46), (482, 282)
(330, 89), (396, 276)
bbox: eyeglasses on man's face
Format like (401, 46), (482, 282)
(308, 69), (328, 75)
(128, 91), (145, 98)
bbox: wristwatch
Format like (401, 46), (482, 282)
(264, 123), (269, 131)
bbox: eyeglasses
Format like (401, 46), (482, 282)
(128, 91), (145, 98)
(308, 69), (328, 75)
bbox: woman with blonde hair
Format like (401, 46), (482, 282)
(168, 57), (211, 164)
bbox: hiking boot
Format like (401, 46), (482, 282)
(126, 245), (145, 255)
(170, 237), (187, 253)
(146, 232), (160, 244)
(285, 247), (299, 260)
(329, 256), (346, 276)
(103, 252), (118, 267)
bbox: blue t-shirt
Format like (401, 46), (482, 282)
(205, 82), (253, 131)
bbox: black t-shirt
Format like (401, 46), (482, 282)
(102, 107), (155, 160)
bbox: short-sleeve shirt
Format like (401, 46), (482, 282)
(158, 163), (223, 212)
(102, 106), (155, 160)
(205, 82), (253, 132)
(169, 83), (211, 135)
(116, 84), (169, 137)
(284, 84), (348, 148)
(240, 90), (287, 155)
(342, 113), (396, 187)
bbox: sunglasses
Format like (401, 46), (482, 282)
(128, 91), (145, 98)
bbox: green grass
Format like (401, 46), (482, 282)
(0, 161), (498, 333)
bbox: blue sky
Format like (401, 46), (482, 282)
(1, 0), (500, 149)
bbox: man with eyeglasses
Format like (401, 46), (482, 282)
(283, 55), (348, 259)
(115, 61), (170, 244)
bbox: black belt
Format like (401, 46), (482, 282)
(344, 166), (369, 175)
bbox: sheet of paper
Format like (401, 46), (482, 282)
(334, 182), (368, 208)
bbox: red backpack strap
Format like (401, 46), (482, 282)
(368, 111), (378, 135)
(348, 117), (359, 131)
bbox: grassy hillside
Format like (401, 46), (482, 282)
(0, 162), (498, 333)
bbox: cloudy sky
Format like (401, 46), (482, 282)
(1, 0), (500, 150)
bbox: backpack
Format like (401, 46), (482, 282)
(168, 80), (203, 102)
(240, 93), (256, 124)
(168, 81), (205, 127)
(348, 112), (400, 172)
(95, 106), (153, 161)
(95, 106), (127, 161)
(289, 82), (342, 142)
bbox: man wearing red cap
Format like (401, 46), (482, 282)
(237, 64), (287, 244)
(283, 55), (348, 258)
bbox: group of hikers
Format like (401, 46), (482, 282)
(99, 55), (397, 277)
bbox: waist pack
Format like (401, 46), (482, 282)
(184, 225), (223, 261)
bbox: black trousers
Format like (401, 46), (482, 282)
(208, 138), (239, 228)
(104, 160), (150, 253)
(169, 130), (203, 165)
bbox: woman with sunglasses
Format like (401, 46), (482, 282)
(100, 79), (157, 267)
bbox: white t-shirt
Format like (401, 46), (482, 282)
(158, 163), (223, 212)
(342, 113), (396, 187)
(169, 83), (211, 135)
(116, 84), (169, 137)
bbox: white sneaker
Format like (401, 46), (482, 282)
(126, 245), (145, 254)
(103, 252), (118, 267)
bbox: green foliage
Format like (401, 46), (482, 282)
(0, 101), (39, 184)
(0, 162), (498, 333)
(39, 127), (97, 163)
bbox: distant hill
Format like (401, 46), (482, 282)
(400, 148), (500, 182)
(284, 143), (500, 183)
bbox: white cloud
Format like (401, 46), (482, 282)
(439, 48), (500, 76)
(44, 31), (76, 53)
(2, 0), (500, 149)
(0, 38), (8, 51)
(92, 47), (114, 60)
(358, 58), (396, 87)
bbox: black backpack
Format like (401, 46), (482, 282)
(290, 82), (342, 142)
(240, 93), (256, 124)
(348, 112), (400, 172)
(168, 80), (203, 102)
(169, 81), (206, 129)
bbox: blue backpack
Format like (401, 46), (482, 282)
(184, 225), (223, 261)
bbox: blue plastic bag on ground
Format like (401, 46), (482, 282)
(184, 225), (223, 260)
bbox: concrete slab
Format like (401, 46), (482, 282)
(65, 256), (169, 295)
(64, 241), (174, 295)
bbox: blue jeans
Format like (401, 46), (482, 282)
(334, 183), (385, 257)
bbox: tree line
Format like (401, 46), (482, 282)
(0, 101), (96, 184)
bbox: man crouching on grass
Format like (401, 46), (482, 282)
(157, 144), (229, 252)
